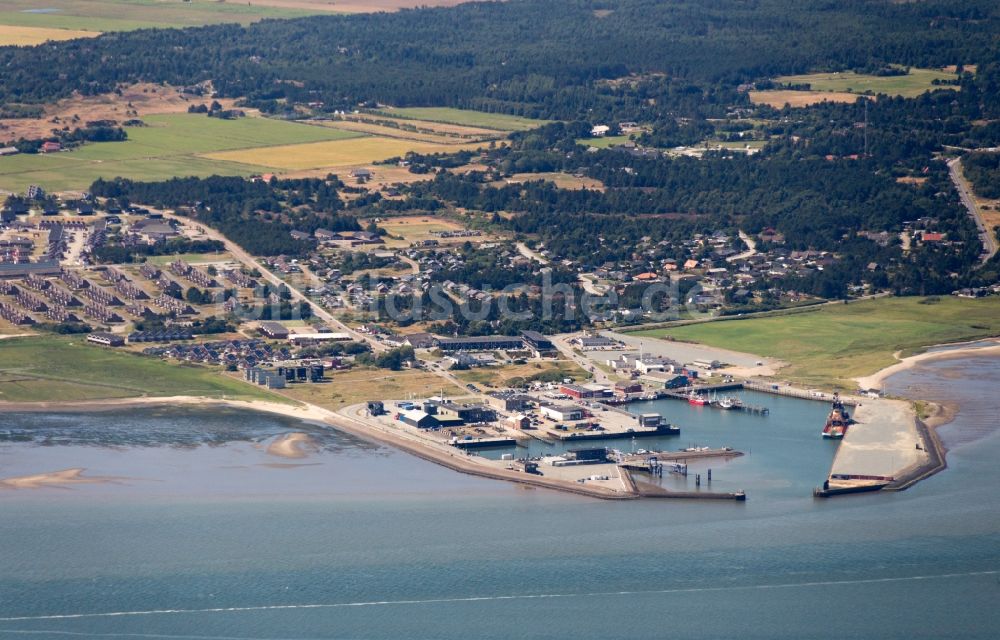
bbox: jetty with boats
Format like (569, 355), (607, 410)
(655, 386), (770, 415)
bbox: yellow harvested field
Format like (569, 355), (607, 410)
(0, 25), (100, 46)
(202, 137), (483, 171)
(234, 0), (480, 13)
(498, 172), (605, 191)
(748, 90), (863, 108)
(317, 120), (481, 144)
(379, 216), (466, 238)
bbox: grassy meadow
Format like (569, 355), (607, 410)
(276, 367), (462, 409)
(377, 216), (467, 245)
(379, 107), (549, 131)
(0, 335), (282, 403)
(774, 68), (958, 98)
(633, 296), (1000, 389)
(577, 135), (631, 149)
(0, 114), (357, 191)
(453, 360), (588, 388)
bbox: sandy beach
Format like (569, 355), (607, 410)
(855, 339), (1000, 390)
(0, 395), (329, 423)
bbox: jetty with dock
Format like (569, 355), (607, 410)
(813, 397), (941, 498)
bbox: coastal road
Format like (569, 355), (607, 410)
(948, 157), (997, 264)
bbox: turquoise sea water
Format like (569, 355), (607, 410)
(1, 357), (998, 639)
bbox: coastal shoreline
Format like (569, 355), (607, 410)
(854, 338), (1000, 391)
(0, 395), (636, 500)
(3, 337), (996, 499)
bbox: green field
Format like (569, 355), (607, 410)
(774, 67), (958, 98)
(145, 251), (232, 266)
(633, 296), (1000, 389)
(0, 114), (361, 192)
(577, 135), (630, 149)
(453, 360), (587, 388)
(0, 335), (284, 403)
(0, 0), (318, 36)
(379, 107), (549, 131)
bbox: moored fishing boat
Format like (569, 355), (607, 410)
(822, 393), (853, 439)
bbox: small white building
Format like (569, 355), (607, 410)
(591, 125), (610, 137)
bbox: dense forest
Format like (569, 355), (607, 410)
(964, 152), (1000, 199)
(1, 0), (998, 121)
(90, 176), (358, 256)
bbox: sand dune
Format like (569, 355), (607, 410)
(0, 468), (117, 490)
(266, 432), (318, 459)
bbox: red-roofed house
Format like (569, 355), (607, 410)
(40, 141), (61, 153)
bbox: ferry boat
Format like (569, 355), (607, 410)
(821, 393), (852, 439)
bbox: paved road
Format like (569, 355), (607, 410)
(398, 255), (420, 275)
(726, 230), (757, 263)
(550, 334), (612, 385)
(515, 241), (548, 265)
(139, 208), (501, 404)
(150, 207), (383, 351)
(948, 157), (997, 264)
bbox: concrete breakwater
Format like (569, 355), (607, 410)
(884, 416), (948, 491)
(815, 397), (936, 498)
